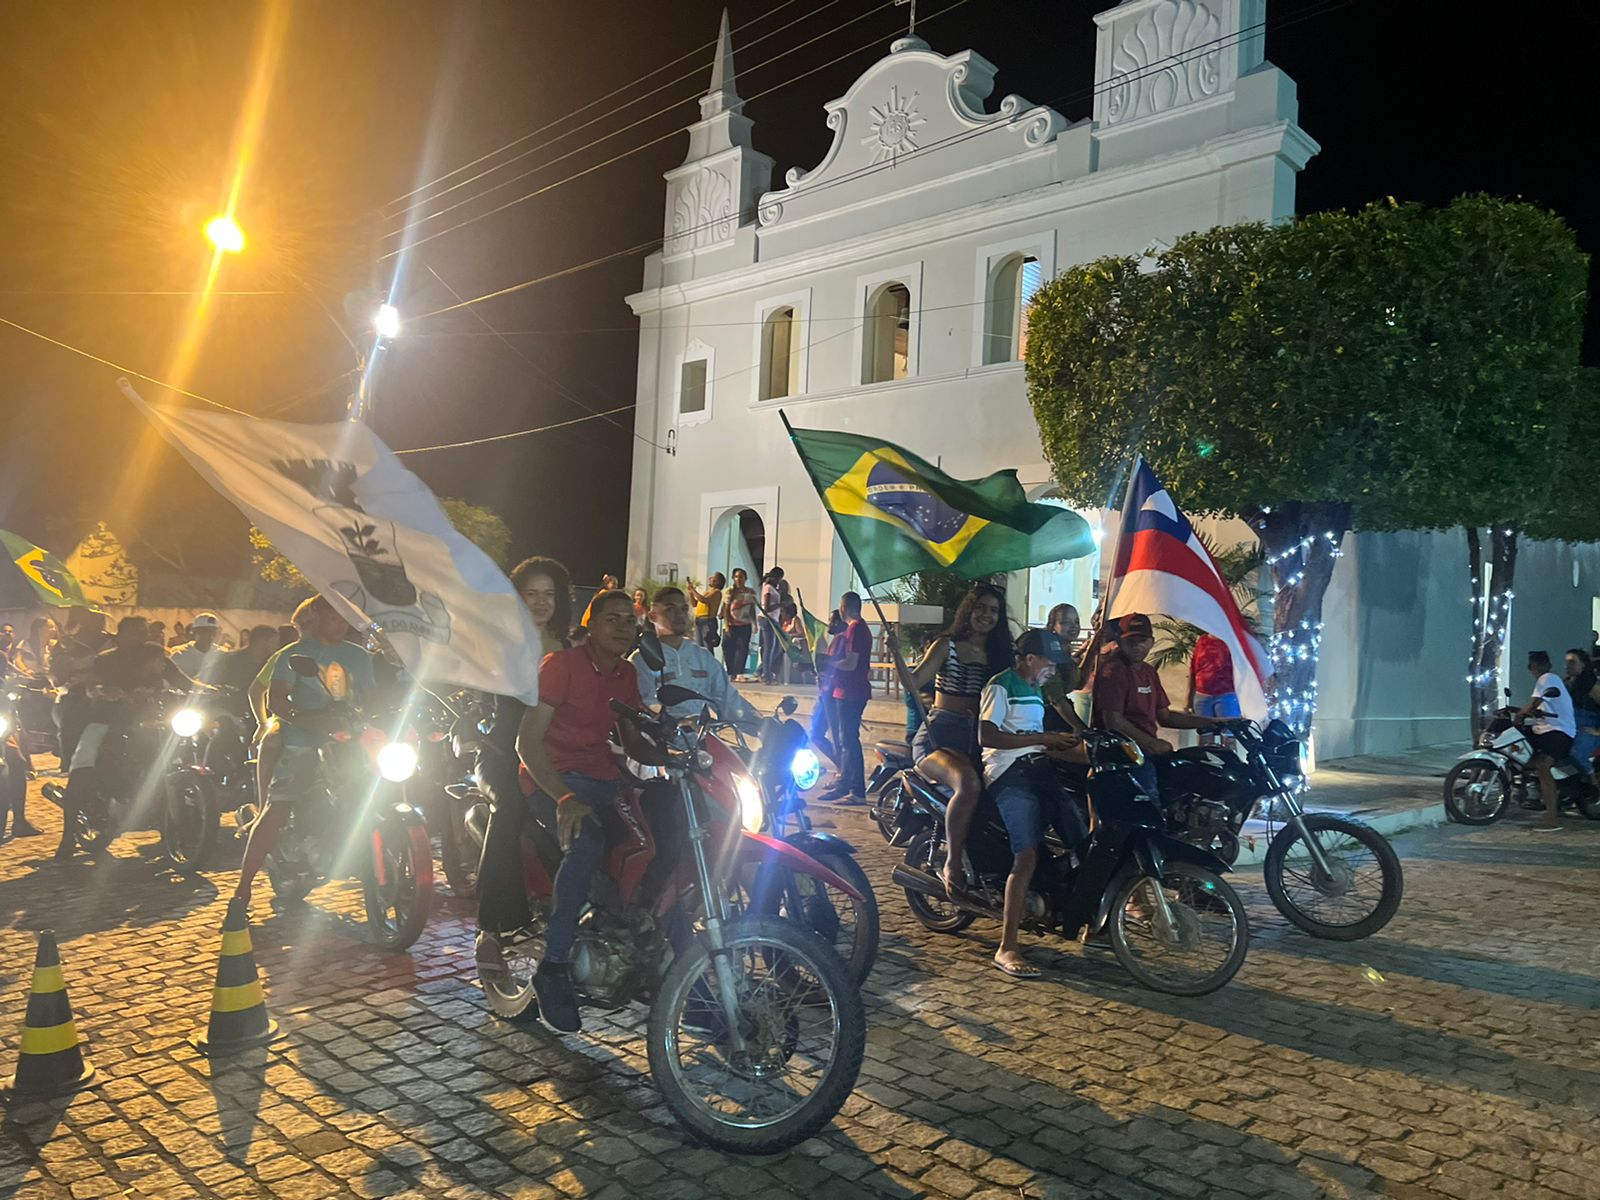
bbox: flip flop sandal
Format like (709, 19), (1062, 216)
(993, 956), (1041, 979)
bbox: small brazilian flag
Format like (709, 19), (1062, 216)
(0, 529), (93, 608)
(783, 420), (1095, 589)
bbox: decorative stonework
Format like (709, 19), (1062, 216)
(667, 167), (735, 254)
(863, 86), (926, 164)
(1103, 0), (1223, 126)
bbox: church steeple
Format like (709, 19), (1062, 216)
(663, 9), (772, 257)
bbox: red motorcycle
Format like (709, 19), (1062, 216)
(477, 679), (867, 1155)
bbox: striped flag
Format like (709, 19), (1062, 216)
(1106, 459), (1270, 719)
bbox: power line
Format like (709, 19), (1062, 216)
(385, 0), (868, 233)
(385, 0), (810, 214)
(393, 404), (637, 455)
(378, 0), (939, 263)
(403, 0), (1345, 313)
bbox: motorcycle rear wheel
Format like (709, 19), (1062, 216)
(160, 775), (219, 872)
(363, 813), (435, 951)
(1264, 813), (1403, 941)
(1107, 863), (1249, 996)
(648, 916), (864, 1155)
(900, 830), (975, 933)
(1442, 761), (1511, 825)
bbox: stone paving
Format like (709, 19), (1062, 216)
(2, 770), (1598, 1199)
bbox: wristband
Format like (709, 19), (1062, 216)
(554, 792), (579, 807)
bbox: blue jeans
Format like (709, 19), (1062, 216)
(833, 696), (868, 796)
(543, 772), (624, 964)
(1572, 725), (1598, 776)
(1194, 692), (1241, 719)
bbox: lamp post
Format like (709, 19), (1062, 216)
(202, 216), (399, 422)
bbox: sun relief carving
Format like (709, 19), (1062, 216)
(863, 86), (926, 165)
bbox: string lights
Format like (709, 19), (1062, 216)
(1264, 529), (1345, 741)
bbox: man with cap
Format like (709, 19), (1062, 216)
(170, 613), (229, 683)
(978, 628), (1085, 979)
(1093, 612), (1231, 799)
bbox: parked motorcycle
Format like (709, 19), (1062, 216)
(1443, 700), (1600, 825)
(866, 738), (913, 844)
(887, 730), (1250, 996)
(1158, 718), (1405, 941)
(476, 680), (866, 1154)
(247, 655), (435, 950)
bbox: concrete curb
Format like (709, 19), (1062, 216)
(1231, 800), (1445, 868)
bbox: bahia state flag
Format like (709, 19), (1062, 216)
(0, 529), (93, 608)
(784, 420), (1095, 589)
(1106, 458), (1271, 719)
(120, 380), (542, 706)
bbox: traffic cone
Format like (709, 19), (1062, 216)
(191, 898), (281, 1056)
(3, 930), (96, 1100)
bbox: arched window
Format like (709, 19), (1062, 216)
(984, 253), (1044, 364)
(760, 306), (800, 400)
(861, 282), (911, 384)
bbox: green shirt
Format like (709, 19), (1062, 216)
(979, 668), (1046, 785)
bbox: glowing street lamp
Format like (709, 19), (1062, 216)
(204, 215), (246, 254)
(373, 303), (401, 340)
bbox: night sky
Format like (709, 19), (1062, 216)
(0, 0), (1594, 593)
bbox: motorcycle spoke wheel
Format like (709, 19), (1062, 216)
(363, 820), (433, 951)
(763, 851), (879, 987)
(1442, 762), (1509, 824)
(649, 917), (864, 1154)
(1264, 814), (1403, 940)
(1109, 864), (1248, 996)
(901, 831), (975, 933)
(162, 778), (217, 870)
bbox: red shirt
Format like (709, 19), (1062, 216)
(539, 644), (641, 780)
(1190, 635), (1235, 696)
(1094, 654), (1169, 739)
(831, 618), (874, 704)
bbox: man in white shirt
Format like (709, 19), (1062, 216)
(631, 587), (761, 732)
(169, 613), (228, 682)
(1518, 649), (1575, 832)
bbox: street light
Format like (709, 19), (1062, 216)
(204, 215), (246, 254)
(374, 303), (401, 340)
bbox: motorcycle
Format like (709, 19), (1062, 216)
(1157, 719), (1405, 941)
(866, 738), (913, 844)
(161, 689), (255, 870)
(712, 696), (879, 985)
(430, 690), (496, 900)
(475, 679), (867, 1155)
(248, 655), (435, 950)
(1, 689), (29, 828)
(887, 730), (1250, 996)
(1443, 696), (1600, 825)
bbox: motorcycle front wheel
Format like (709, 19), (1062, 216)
(748, 847), (878, 987)
(1264, 813), (1403, 940)
(647, 916), (865, 1155)
(160, 774), (220, 871)
(362, 811), (435, 951)
(1442, 761), (1511, 825)
(1107, 863), (1249, 996)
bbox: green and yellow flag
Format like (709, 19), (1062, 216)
(783, 420), (1095, 589)
(0, 530), (93, 608)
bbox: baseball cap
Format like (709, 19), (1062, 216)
(1116, 613), (1153, 639)
(191, 612), (221, 629)
(1016, 629), (1070, 664)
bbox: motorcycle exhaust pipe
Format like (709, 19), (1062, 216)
(891, 863), (944, 898)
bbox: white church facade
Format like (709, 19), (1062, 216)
(625, 1), (1600, 761)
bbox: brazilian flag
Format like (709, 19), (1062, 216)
(0, 529), (92, 608)
(784, 420), (1095, 588)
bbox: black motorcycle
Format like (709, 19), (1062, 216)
(866, 737), (914, 844)
(887, 731), (1250, 996)
(1157, 719), (1404, 941)
(161, 689), (255, 869)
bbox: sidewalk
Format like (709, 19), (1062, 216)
(739, 679), (1458, 862)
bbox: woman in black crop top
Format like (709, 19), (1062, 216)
(896, 584), (1013, 897)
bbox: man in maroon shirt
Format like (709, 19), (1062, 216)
(1094, 613), (1229, 797)
(493, 590), (664, 1033)
(818, 591), (873, 803)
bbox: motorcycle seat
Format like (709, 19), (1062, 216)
(875, 740), (912, 762)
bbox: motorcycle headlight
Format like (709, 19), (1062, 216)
(377, 741), (420, 783)
(170, 708), (205, 739)
(733, 773), (765, 833)
(789, 748), (822, 791)
(1121, 740), (1146, 767)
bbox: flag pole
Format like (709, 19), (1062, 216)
(781, 411), (928, 724)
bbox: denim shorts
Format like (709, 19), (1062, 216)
(1194, 692), (1242, 719)
(991, 758), (1051, 854)
(912, 708), (979, 764)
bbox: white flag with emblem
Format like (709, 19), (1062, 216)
(122, 381), (540, 704)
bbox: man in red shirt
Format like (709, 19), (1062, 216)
(818, 591), (874, 803)
(494, 589), (663, 1032)
(1094, 613), (1229, 797)
(1187, 632), (1240, 745)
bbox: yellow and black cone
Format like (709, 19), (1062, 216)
(191, 898), (281, 1056)
(3, 929), (96, 1100)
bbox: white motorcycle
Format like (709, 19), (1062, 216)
(1443, 693), (1600, 825)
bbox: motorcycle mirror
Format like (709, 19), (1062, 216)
(287, 654), (321, 678)
(636, 627), (666, 673)
(1543, 688), (1562, 698)
(657, 683), (705, 707)
(1503, 688), (1512, 697)
(778, 695), (798, 717)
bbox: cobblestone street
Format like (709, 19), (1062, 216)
(2, 775), (1597, 1200)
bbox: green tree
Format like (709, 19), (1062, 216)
(250, 497), (515, 593)
(1026, 197), (1588, 735)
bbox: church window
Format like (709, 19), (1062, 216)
(985, 253), (1044, 364)
(862, 282), (911, 383)
(760, 305), (801, 400)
